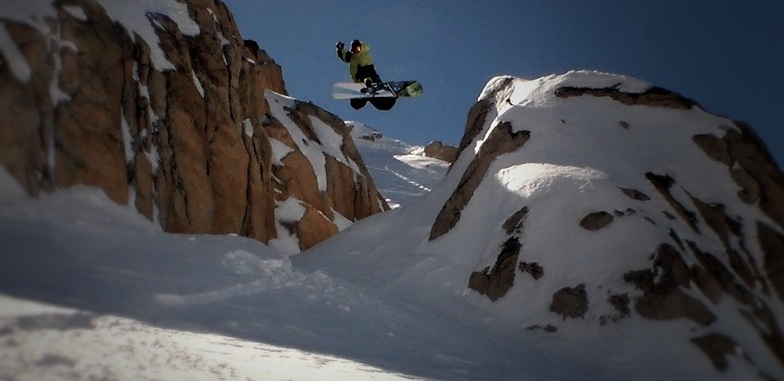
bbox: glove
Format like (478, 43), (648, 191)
(336, 41), (344, 50)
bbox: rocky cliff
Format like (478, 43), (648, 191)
(0, 0), (386, 251)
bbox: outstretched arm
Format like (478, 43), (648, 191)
(336, 41), (352, 63)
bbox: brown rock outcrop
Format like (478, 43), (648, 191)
(550, 284), (588, 320)
(618, 186), (651, 201)
(624, 244), (716, 326)
(265, 98), (388, 251)
(692, 124), (784, 228)
(579, 211), (614, 230)
(423, 141), (458, 163)
(690, 333), (747, 371)
(468, 237), (522, 301)
(554, 84), (699, 110)
(0, 0), (385, 250)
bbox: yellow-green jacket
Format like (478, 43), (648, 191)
(337, 42), (374, 83)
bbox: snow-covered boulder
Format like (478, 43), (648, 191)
(296, 71), (784, 379)
(438, 71), (784, 375)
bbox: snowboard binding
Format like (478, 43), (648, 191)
(360, 80), (393, 97)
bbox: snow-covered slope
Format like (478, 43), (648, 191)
(347, 121), (449, 208)
(0, 132), (461, 381)
(0, 295), (418, 381)
(0, 170), (440, 381)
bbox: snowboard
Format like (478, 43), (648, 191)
(331, 80), (423, 100)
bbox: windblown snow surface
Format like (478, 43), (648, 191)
(0, 122), (457, 381)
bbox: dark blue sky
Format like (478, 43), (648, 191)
(224, 1), (783, 165)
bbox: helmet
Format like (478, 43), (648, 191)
(351, 40), (362, 50)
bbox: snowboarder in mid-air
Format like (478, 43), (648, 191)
(336, 40), (381, 87)
(335, 39), (395, 110)
(333, 39), (423, 111)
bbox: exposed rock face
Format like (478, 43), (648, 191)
(618, 186), (651, 201)
(435, 73), (784, 376)
(468, 237), (522, 301)
(263, 94), (388, 251)
(550, 284), (588, 320)
(623, 244), (716, 326)
(691, 333), (748, 372)
(554, 84), (699, 109)
(453, 76), (515, 161)
(430, 122), (530, 241)
(423, 140), (458, 163)
(519, 261), (544, 280)
(579, 211), (614, 230)
(0, 0), (386, 251)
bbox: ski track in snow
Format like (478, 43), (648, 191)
(373, 165), (432, 192)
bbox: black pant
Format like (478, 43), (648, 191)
(355, 64), (381, 83)
(350, 64), (393, 110)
